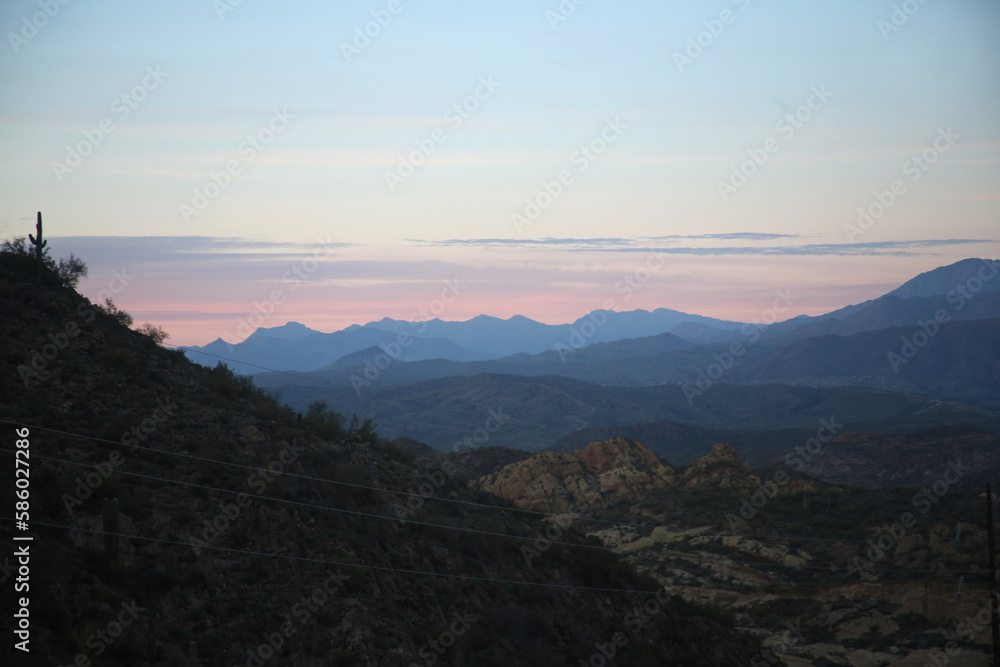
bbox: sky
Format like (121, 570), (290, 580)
(1, 0), (998, 346)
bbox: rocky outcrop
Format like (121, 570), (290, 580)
(476, 439), (773, 512)
(475, 437), (676, 512)
(683, 442), (760, 489)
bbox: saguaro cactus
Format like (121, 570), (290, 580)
(28, 211), (47, 281)
(187, 641), (198, 666)
(102, 497), (120, 568)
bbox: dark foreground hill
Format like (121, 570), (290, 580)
(0, 261), (764, 665)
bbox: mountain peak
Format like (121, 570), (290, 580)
(888, 257), (1000, 300)
(246, 321), (320, 341)
(575, 436), (668, 472)
(682, 442), (759, 489)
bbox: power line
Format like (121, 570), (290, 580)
(9, 439), (912, 550)
(0, 516), (972, 580)
(5, 444), (985, 579)
(141, 352), (998, 553)
(0, 417), (657, 530)
(95, 351), (961, 548)
(1, 418), (965, 547)
(0, 517), (663, 596)
(12, 448), (610, 552)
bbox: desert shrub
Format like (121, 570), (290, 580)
(96, 298), (134, 328)
(135, 322), (168, 345)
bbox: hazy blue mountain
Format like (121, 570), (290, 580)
(346, 314), (558, 356)
(669, 321), (735, 344)
(888, 257), (1000, 299)
(762, 290), (1000, 347)
(186, 258), (1000, 374)
(346, 309), (742, 357)
(242, 321), (322, 341)
(251, 330), (704, 392)
(759, 258), (1000, 343)
(186, 309), (741, 372)
(321, 336), (490, 367)
(565, 308), (742, 344)
(733, 316), (1000, 409)
(252, 312), (1000, 410)
(262, 373), (1000, 452)
(184, 327), (401, 373)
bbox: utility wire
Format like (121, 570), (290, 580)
(0, 417), (657, 529)
(1, 419), (976, 548)
(11, 449), (610, 551)
(0, 517), (662, 595)
(0, 517), (975, 579)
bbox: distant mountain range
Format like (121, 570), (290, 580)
(182, 308), (742, 372)
(261, 372), (1000, 454)
(192, 257), (1000, 453)
(185, 257), (999, 374)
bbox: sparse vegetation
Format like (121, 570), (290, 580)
(0, 255), (766, 666)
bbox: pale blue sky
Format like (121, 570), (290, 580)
(2, 0), (998, 343)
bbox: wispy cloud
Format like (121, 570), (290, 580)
(405, 236), (993, 256)
(409, 232), (805, 247)
(48, 236), (354, 266)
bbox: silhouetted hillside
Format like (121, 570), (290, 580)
(0, 257), (764, 666)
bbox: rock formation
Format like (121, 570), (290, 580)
(475, 437), (676, 512)
(683, 442), (761, 489)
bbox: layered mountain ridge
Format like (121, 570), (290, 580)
(0, 257), (766, 666)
